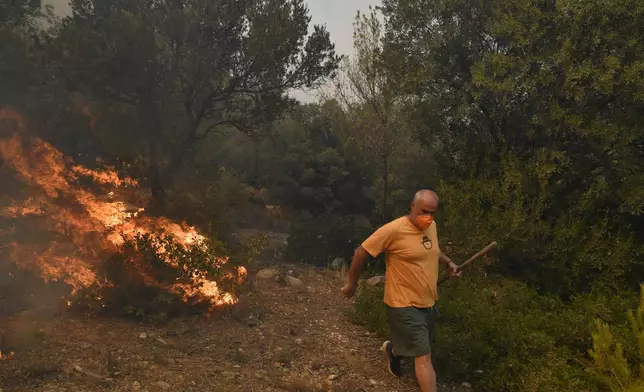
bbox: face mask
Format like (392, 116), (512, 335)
(416, 215), (433, 230)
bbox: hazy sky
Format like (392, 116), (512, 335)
(42, 0), (379, 102)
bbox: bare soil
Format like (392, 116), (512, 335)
(0, 261), (468, 392)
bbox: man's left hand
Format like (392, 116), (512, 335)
(447, 261), (462, 278)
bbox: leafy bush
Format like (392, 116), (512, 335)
(285, 212), (373, 266)
(72, 231), (261, 322)
(166, 167), (253, 236)
(352, 275), (637, 391)
(589, 284), (644, 392)
(437, 157), (643, 299)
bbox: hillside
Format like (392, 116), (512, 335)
(0, 258), (468, 392)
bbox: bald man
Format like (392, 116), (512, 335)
(342, 189), (460, 392)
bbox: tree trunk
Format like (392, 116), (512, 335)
(254, 136), (260, 186)
(382, 153), (389, 221)
(144, 106), (166, 215)
(148, 137), (166, 215)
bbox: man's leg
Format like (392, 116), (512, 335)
(385, 305), (430, 378)
(414, 352), (437, 392)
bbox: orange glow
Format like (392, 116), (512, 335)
(0, 108), (243, 306)
(0, 350), (16, 361)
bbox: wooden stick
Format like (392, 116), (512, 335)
(437, 241), (497, 285)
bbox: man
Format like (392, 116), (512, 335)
(342, 189), (460, 392)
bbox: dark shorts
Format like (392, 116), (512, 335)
(386, 305), (440, 357)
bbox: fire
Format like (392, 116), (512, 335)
(0, 108), (242, 307)
(0, 351), (15, 361)
(1, 197), (44, 217)
(0, 333), (15, 361)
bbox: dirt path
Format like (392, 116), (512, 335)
(0, 262), (467, 392)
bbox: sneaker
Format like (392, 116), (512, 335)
(380, 340), (404, 377)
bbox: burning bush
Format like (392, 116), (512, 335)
(71, 231), (249, 321)
(0, 107), (255, 321)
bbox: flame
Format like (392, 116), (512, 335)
(0, 108), (241, 307)
(2, 197), (44, 217)
(0, 350), (16, 361)
(0, 333), (15, 361)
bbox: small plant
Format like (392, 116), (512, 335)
(588, 284), (644, 392)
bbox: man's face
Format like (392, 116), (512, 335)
(411, 196), (439, 219)
(410, 194), (440, 230)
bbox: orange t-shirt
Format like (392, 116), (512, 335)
(361, 216), (440, 308)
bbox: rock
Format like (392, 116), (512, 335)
(154, 381), (170, 390)
(139, 332), (147, 339)
(285, 276), (304, 288)
(462, 382), (472, 388)
(328, 374), (338, 381)
(256, 268), (279, 280)
(80, 342), (92, 349)
(295, 338), (303, 345)
(369, 379), (378, 385)
(331, 257), (346, 269)
(307, 286), (316, 293)
(131, 381), (141, 392)
(367, 275), (385, 285)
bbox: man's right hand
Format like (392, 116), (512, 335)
(342, 246), (370, 299)
(342, 282), (358, 298)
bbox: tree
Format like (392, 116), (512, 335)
(54, 0), (341, 212)
(379, 0), (644, 296)
(0, 0), (54, 108)
(331, 7), (414, 221)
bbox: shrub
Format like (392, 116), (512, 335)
(72, 230), (261, 322)
(285, 212), (373, 266)
(588, 284), (644, 392)
(352, 275), (636, 391)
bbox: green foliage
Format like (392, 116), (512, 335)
(285, 212), (373, 266)
(0, 0), (46, 28)
(589, 284), (644, 392)
(165, 165), (253, 235)
(3, 1), (644, 389)
(0, 1), (57, 110)
(380, 0), (644, 297)
(352, 276), (639, 392)
(262, 103), (374, 216)
(437, 152), (640, 296)
(52, 0), (341, 210)
(331, 7), (418, 221)
(352, 280), (389, 338)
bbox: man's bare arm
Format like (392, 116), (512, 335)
(439, 250), (452, 265)
(440, 250), (462, 277)
(347, 246), (371, 287)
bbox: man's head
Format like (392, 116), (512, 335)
(409, 189), (439, 230)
